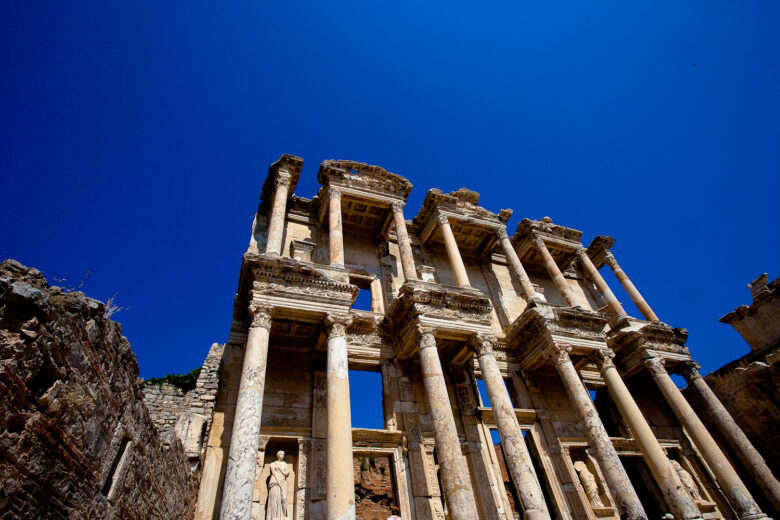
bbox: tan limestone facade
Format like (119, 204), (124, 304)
(193, 155), (780, 520)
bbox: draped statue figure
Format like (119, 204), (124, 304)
(267, 450), (290, 520)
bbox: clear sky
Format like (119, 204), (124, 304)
(2, 2), (778, 428)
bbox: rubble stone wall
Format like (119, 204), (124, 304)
(0, 259), (197, 519)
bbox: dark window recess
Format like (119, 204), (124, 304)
(349, 276), (374, 311)
(102, 437), (130, 497)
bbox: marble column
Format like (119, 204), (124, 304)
(533, 238), (578, 307)
(595, 350), (702, 520)
(328, 187), (345, 267)
(325, 314), (356, 520)
(603, 251), (659, 322)
(575, 246), (628, 321)
(676, 361), (779, 515)
(546, 344), (647, 520)
(369, 278), (384, 314)
(437, 214), (471, 288)
(497, 226), (543, 303)
(391, 201), (417, 281)
(473, 334), (549, 520)
(220, 305), (273, 520)
(417, 326), (478, 520)
(264, 170), (292, 255)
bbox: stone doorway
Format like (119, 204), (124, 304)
(353, 454), (398, 520)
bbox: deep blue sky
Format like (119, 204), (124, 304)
(2, 2), (778, 428)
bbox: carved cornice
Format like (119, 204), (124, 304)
(508, 302), (609, 347)
(513, 217), (583, 245)
(412, 187), (508, 233)
(317, 159), (412, 200)
(388, 280), (494, 328)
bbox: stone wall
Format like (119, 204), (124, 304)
(0, 259), (198, 519)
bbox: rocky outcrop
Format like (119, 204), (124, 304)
(0, 259), (197, 519)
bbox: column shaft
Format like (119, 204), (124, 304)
(392, 202), (417, 281)
(597, 352), (701, 520)
(576, 247), (627, 320)
(220, 308), (272, 520)
(603, 252), (659, 321)
(417, 330), (478, 520)
(369, 278), (384, 314)
(498, 227), (541, 303)
(438, 215), (471, 288)
(264, 171), (291, 255)
(477, 340), (548, 520)
(326, 316), (356, 520)
(674, 362), (777, 515)
(548, 345), (647, 520)
(534, 238), (578, 307)
(328, 188), (345, 267)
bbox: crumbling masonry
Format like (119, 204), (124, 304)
(192, 155), (780, 520)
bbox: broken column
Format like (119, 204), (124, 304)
(325, 314), (356, 520)
(546, 343), (647, 520)
(220, 305), (273, 520)
(416, 326), (478, 520)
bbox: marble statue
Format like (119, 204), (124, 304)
(672, 460), (703, 501)
(574, 461), (604, 508)
(267, 450), (290, 520)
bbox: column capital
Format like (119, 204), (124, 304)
(327, 186), (342, 200)
(574, 244), (587, 257)
(594, 349), (616, 371)
(390, 201), (405, 213)
(436, 213), (451, 226)
(674, 360), (702, 381)
(469, 333), (497, 357)
(544, 342), (572, 365)
(415, 324), (438, 350)
(248, 303), (273, 330)
(324, 313), (353, 338)
(643, 356), (668, 378)
(496, 226), (509, 241)
(275, 170), (292, 189)
(603, 250), (618, 267)
(533, 236), (547, 249)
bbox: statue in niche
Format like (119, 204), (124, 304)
(267, 450), (290, 520)
(672, 460), (703, 501)
(574, 461), (604, 508)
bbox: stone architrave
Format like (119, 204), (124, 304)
(575, 246), (627, 321)
(594, 350), (702, 520)
(472, 334), (549, 520)
(324, 314), (356, 520)
(391, 201), (417, 281)
(220, 305), (273, 520)
(328, 187), (345, 267)
(642, 358), (770, 519)
(437, 214), (471, 288)
(497, 226), (542, 303)
(416, 326), (478, 520)
(265, 170), (292, 256)
(602, 251), (659, 321)
(546, 343), (647, 520)
(533, 238), (577, 307)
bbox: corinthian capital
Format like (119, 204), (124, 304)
(603, 250), (617, 268)
(469, 333), (497, 357)
(594, 349), (616, 370)
(574, 244), (587, 258)
(324, 314), (353, 338)
(415, 324), (438, 350)
(545, 343), (572, 365)
(674, 360), (702, 382)
(436, 214), (450, 226)
(327, 186), (341, 201)
(249, 303), (273, 330)
(533, 237), (548, 250)
(275, 170), (292, 189)
(390, 201), (405, 213)
(496, 226), (509, 241)
(643, 356), (668, 377)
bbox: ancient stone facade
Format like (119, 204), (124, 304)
(0, 259), (198, 519)
(193, 155), (780, 520)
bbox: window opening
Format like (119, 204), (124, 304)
(476, 378), (490, 407)
(349, 369), (385, 429)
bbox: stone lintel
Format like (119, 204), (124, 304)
(259, 153), (303, 205)
(476, 406), (537, 428)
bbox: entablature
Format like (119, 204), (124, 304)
(511, 217), (583, 271)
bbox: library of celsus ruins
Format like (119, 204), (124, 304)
(186, 154), (780, 520)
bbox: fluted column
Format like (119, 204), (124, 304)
(264, 170), (292, 255)
(437, 214), (471, 288)
(220, 305), (273, 520)
(391, 201), (417, 281)
(328, 187), (345, 267)
(497, 226), (543, 303)
(576, 246), (628, 321)
(595, 350), (702, 520)
(533, 237), (578, 307)
(603, 251), (659, 321)
(473, 334), (548, 520)
(325, 314), (356, 520)
(677, 361), (779, 515)
(417, 326), (478, 520)
(546, 344), (647, 520)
